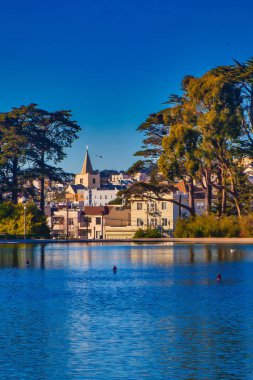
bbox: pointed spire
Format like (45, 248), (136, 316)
(81, 148), (93, 174)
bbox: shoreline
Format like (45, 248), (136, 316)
(0, 237), (253, 245)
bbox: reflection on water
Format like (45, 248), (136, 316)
(0, 242), (248, 269)
(0, 243), (252, 379)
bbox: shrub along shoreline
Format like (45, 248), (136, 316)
(174, 214), (253, 238)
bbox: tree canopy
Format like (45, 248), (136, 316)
(133, 57), (253, 217)
(0, 104), (80, 213)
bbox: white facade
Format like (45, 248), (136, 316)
(111, 173), (132, 184)
(74, 187), (120, 206)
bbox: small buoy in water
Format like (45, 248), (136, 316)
(216, 273), (222, 281)
(113, 266), (117, 273)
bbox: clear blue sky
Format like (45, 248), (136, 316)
(1, 0), (253, 173)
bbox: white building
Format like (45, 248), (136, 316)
(110, 173), (132, 185)
(66, 149), (126, 206)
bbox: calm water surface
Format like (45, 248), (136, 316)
(0, 242), (252, 379)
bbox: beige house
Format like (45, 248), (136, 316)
(49, 208), (83, 238)
(48, 206), (106, 239)
(104, 206), (132, 239)
(82, 205), (132, 239)
(131, 191), (188, 235)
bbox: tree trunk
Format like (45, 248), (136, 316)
(216, 170), (222, 217)
(221, 188), (227, 214)
(188, 177), (195, 216)
(221, 170), (227, 214)
(204, 170), (212, 215)
(12, 157), (18, 204)
(40, 152), (45, 214)
(230, 175), (241, 217)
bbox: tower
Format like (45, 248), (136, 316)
(75, 148), (100, 189)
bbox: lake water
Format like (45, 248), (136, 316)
(0, 242), (252, 379)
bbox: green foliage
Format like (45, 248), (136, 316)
(135, 111), (168, 159)
(0, 201), (50, 237)
(135, 58), (253, 217)
(107, 197), (123, 205)
(127, 160), (145, 174)
(174, 215), (241, 238)
(238, 215), (253, 237)
(0, 104), (80, 211)
(133, 228), (162, 238)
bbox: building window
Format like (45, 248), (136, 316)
(93, 178), (96, 184)
(150, 218), (157, 227)
(137, 202), (142, 210)
(137, 218), (144, 227)
(162, 218), (168, 226)
(100, 195), (102, 199)
(196, 202), (204, 209)
(96, 217), (101, 225)
(105, 195), (107, 199)
(68, 218), (74, 225)
(149, 202), (156, 212)
(80, 179), (83, 184)
(161, 202), (167, 210)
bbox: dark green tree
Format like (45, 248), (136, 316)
(0, 105), (35, 203)
(26, 106), (80, 213)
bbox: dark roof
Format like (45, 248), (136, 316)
(81, 150), (93, 175)
(84, 206), (109, 215)
(69, 184), (86, 193)
(100, 184), (126, 190)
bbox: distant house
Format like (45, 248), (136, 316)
(48, 205), (132, 239)
(82, 205), (132, 239)
(49, 208), (83, 238)
(104, 206), (134, 239)
(110, 173), (132, 185)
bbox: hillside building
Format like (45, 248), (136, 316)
(66, 148), (126, 206)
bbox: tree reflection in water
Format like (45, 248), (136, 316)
(0, 242), (247, 269)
